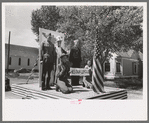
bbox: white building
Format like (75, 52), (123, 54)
(104, 50), (143, 79)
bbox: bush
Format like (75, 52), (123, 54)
(33, 69), (39, 72)
(114, 78), (143, 89)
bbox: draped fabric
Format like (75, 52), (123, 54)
(92, 28), (105, 93)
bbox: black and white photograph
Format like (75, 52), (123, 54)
(2, 2), (147, 121)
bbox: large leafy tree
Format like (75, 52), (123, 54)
(57, 6), (143, 67)
(31, 6), (61, 41)
(31, 5), (143, 69)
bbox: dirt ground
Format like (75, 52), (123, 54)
(104, 81), (143, 100)
(5, 77), (143, 100)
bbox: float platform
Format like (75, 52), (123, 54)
(11, 82), (127, 99)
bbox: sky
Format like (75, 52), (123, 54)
(5, 5), (41, 48)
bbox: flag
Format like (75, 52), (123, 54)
(92, 27), (105, 93)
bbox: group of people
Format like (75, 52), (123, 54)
(40, 33), (92, 94)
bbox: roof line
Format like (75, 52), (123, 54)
(5, 43), (39, 49)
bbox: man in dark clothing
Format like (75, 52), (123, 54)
(56, 53), (73, 94)
(69, 39), (82, 86)
(40, 33), (55, 90)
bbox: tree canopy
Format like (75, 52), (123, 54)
(31, 5), (143, 66)
(31, 6), (61, 41)
(57, 6), (143, 65)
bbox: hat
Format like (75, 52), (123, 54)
(47, 33), (52, 38)
(60, 53), (68, 59)
(56, 36), (62, 42)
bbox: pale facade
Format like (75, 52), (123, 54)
(103, 50), (143, 79)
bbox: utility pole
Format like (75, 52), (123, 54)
(6, 31), (11, 74)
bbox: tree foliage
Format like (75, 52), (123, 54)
(57, 6), (143, 65)
(31, 6), (61, 41)
(31, 6), (143, 66)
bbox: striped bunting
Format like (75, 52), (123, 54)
(11, 84), (127, 99)
(11, 84), (69, 99)
(87, 90), (127, 99)
(92, 27), (105, 93)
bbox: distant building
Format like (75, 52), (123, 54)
(5, 44), (143, 79)
(5, 44), (39, 71)
(104, 50), (143, 79)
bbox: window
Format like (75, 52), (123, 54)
(28, 59), (30, 66)
(18, 58), (21, 66)
(9, 57), (11, 65)
(133, 62), (137, 74)
(116, 63), (121, 73)
(105, 63), (110, 72)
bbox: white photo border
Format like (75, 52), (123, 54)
(2, 2), (148, 121)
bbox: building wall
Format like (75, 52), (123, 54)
(5, 44), (39, 70)
(104, 57), (139, 79)
(123, 58), (138, 76)
(5, 55), (38, 70)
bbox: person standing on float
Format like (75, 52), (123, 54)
(54, 36), (67, 84)
(40, 33), (55, 90)
(69, 39), (82, 86)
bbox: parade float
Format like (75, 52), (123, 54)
(11, 28), (127, 99)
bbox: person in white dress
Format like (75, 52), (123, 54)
(54, 36), (67, 84)
(83, 60), (93, 89)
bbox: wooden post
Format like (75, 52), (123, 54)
(39, 28), (42, 87)
(6, 31), (11, 74)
